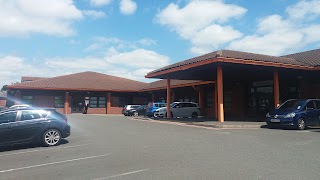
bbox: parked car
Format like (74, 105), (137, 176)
(122, 105), (141, 116)
(126, 105), (147, 116)
(266, 99), (320, 130)
(154, 102), (200, 118)
(0, 108), (70, 147)
(9, 104), (30, 109)
(145, 102), (166, 117)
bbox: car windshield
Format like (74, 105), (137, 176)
(170, 103), (178, 108)
(277, 99), (305, 110)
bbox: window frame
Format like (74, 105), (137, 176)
(90, 96), (106, 108)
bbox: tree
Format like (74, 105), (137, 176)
(1, 85), (7, 91)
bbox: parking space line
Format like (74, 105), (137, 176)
(0, 144), (91, 157)
(0, 154), (111, 173)
(91, 168), (150, 180)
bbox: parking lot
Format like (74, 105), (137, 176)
(1, 114), (320, 180)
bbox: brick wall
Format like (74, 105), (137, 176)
(87, 108), (106, 114)
(109, 107), (122, 114)
(0, 100), (6, 107)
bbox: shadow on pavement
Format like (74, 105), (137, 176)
(0, 139), (69, 153)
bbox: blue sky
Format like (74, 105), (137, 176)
(1, 0), (320, 87)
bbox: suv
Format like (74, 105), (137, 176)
(122, 105), (141, 116)
(266, 99), (320, 130)
(0, 108), (70, 147)
(154, 102), (200, 118)
(145, 102), (166, 117)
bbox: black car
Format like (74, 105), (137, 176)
(0, 108), (70, 147)
(126, 105), (147, 116)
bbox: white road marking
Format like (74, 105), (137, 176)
(0, 154), (111, 173)
(92, 169), (150, 180)
(0, 144), (90, 157)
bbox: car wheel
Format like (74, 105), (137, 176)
(191, 112), (198, 118)
(297, 118), (306, 130)
(133, 112), (139, 117)
(165, 112), (173, 118)
(42, 129), (61, 147)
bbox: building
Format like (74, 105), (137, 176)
(7, 49), (320, 121)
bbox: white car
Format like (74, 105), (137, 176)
(9, 104), (31, 109)
(154, 102), (200, 118)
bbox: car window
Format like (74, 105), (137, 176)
(21, 111), (42, 121)
(0, 112), (17, 124)
(306, 101), (315, 110)
(159, 104), (166, 108)
(314, 101), (320, 109)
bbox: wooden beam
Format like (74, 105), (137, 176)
(274, 71), (280, 108)
(64, 92), (69, 115)
(217, 66), (224, 122)
(107, 93), (111, 114)
(167, 78), (171, 118)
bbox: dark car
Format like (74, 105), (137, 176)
(122, 105), (141, 116)
(266, 99), (320, 130)
(0, 108), (70, 147)
(126, 105), (147, 116)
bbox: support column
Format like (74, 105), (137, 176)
(217, 66), (224, 122)
(214, 83), (217, 119)
(274, 71), (280, 108)
(64, 92), (69, 115)
(166, 78), (171, 118)
(198, 87), (204, 114)
(107, 93), (111, 114)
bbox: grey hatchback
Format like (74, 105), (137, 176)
(0, 108), (70, 147)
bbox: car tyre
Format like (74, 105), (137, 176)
(133, 112), (139, 117)
(191, 112), (198, 118)
(297, 118), (306, 130)
(165, 112), (173, 118)
(42, 129), (61, 147)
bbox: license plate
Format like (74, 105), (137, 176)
(271, 119), (280, 122)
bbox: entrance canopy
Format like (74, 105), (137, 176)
(145, 50), (317, 80)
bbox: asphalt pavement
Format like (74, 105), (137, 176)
(1, 114), (320, 180)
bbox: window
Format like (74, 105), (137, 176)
(315, 101), (320, 109)
(54, 96), (64, 108)
(90, 97), (106, 108)
(21, 111), (41, 121)
(205, 90), (213, 108)
(98, 97), (106, 108)
(306, 101), (315, 110)
(0, 112), (17, 124)
(119, 96), (127, 107)
(22, 96), (33, 105)
(90, 97), (98, 108)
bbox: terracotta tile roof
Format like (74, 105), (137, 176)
(146, 49), (310, 76)
(282, 49), (320, 67)
(21, 76), (47, 83)
(8, 71), (147, 92)
(140, 79), (209, 91)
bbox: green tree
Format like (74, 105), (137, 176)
(1, 85), (7, 91)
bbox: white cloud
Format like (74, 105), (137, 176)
(228, 0), (320, 56)
(82, 10), (106, 19)
(286, 0), (320, 20)
(0, 48), (170, 87)
(120, 0), (137, 15)
(0, 0), (83, 37)
(138, 38), (157, 46)
(156, 0), (246, 54)
(90, 0), (112, 7)
(106, 49), (170, 68)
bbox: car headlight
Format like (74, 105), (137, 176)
(284, 112), (295, 118)
(266, 112), (270, 118)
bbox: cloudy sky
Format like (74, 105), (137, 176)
(1, 0), (320, 87)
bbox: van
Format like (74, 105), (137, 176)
(145, 102), (166, 117)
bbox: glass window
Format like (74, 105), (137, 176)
(306, 101), (315, 110)
(90, 97), (98, 108)
(315, 101), (320, 109)
(54, 96), (64, 108)
(21, 111), (41, 121)
(119, 96), (127, 107)
(98, 97), (106, 108)
(22, 96), (33, 105)
(0, 112), (17, 124)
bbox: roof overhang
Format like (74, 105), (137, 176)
(7, 86), (141, 93)
(139, 81), (215, 92)
(146, 57), (313, 79)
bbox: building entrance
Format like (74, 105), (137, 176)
(71, 96), (84, 113)
(248, 80), (274, 117)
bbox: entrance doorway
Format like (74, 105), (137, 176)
(72, 96), (84, 113)
(248, 81), (274, 117)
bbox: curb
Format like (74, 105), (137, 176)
(131, 117), (264, 129)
